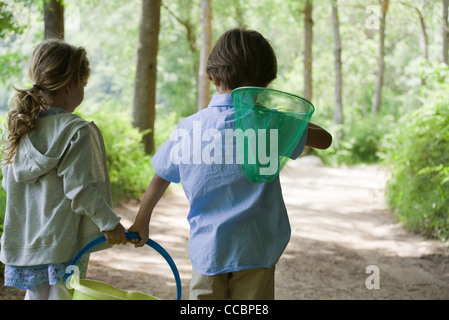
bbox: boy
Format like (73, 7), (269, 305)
(129, 28), (332, 300)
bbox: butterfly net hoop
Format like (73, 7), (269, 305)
(231, 87), (315, 183)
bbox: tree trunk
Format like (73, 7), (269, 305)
(371, 0), (388, 115)
(132, 0), (161, 154)
(332, 0), (343, 127)
(443, 0), (449, 64)
(197, 0), (212, 111)
(44, 0), (64, 39)
(399, 1), (428, 61)
(418, 5), (428, 62)
(303, 0), (313, 101)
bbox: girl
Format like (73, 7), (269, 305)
(0, 39), (127, 300)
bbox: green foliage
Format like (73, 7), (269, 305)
(382, 65), (449, 240)
(77, 106), (154, 203)
(0, 51), (26, 87)
(312, 112), (394, 167)
(154, 110), (179, 149)
(0, 1), (26, 37)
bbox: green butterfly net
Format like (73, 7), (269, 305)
(231, 87), (315, 183)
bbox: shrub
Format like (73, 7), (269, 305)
(77, 109), (154, 203)
(382, 76), (449, 240)
(312, 113), (393, 166)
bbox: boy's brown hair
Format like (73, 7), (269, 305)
(206, 28), (277, 90)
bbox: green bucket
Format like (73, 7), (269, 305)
(70, 276), (159, 300)
(231, 87), (315, 183)
(65, 232), (182, 300)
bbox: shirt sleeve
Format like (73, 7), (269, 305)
(290, 127), (308, 160)
(150, 127), (183, 184)
(57, 123), (120, 232)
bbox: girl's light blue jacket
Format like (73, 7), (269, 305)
(0, 112), (121, 266)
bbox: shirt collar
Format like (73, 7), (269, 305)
(207, 94), (234, 108)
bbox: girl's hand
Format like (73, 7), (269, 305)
(104, 223), (128, 245)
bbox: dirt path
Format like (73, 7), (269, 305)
(276, 158), (449, 299)
(2, 157), (449, 300)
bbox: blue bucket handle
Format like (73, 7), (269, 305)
(64, 232), (182, 300)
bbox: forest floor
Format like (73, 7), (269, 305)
(2, 156), (449, 300)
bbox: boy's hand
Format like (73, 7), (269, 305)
(128, 173), (171, 248)
(128, 222), (149, 248)
(306, 122), (332, 150)
(104, 223), (128, 245)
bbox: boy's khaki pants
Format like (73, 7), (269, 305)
(189, 266), (275, 300)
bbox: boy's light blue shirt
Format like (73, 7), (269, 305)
(151, 94), (307, 275)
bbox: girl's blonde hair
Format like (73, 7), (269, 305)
(4, 39), (90, 164)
